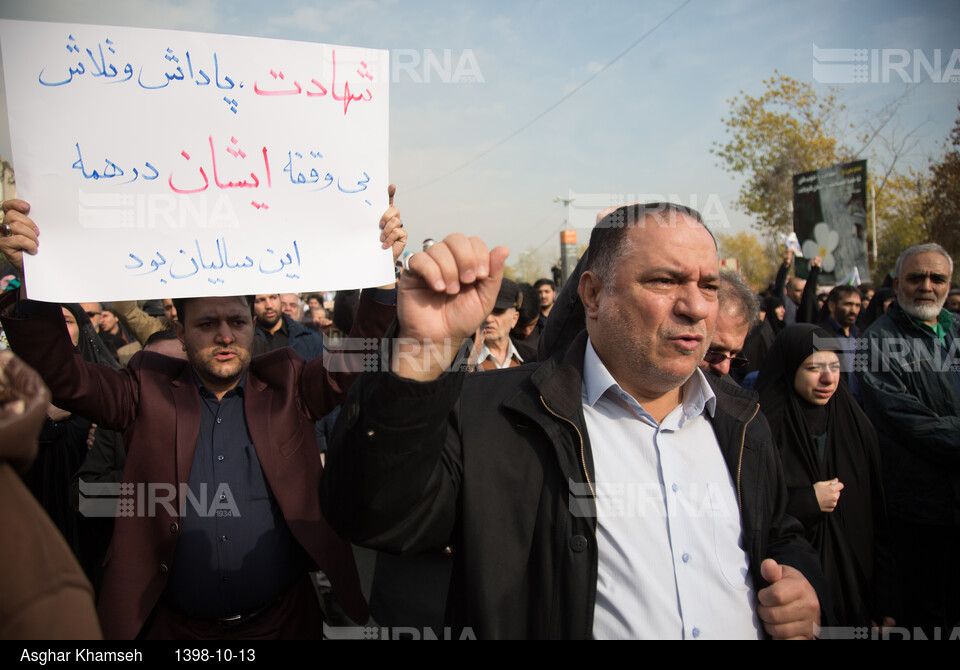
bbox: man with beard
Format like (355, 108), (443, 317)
(254, 292), (324, 360)
(822, 286), (862, 339)
(819, 285), (863, 396)
(0, 195), (405, 639)
(534, 278), (557, 319)
(857, 242), (960, 635)
(322, 202), (826, 639)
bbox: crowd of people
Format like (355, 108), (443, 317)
(0, 192), (957, 640)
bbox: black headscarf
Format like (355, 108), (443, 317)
(761, 295), (786, 335)
(858, 287), (895, 330)
(755, 324), (892, 625)
(61, 303), (120, 370)
(18, 303), (122, 589)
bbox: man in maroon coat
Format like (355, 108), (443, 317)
(0, 196), (406, 639)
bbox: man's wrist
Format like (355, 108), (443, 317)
(389, 333), (466, 381)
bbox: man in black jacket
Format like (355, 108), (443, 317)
(857, 243), (960, 634)
(323, 203), (826, 639)
(254, 292), (325, 360)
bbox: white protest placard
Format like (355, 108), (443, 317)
(0, 20), (392, 302)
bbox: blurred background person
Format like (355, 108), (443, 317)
(0, 350), (101, 639)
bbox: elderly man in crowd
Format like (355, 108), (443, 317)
(857, 242), (960, 635)
(322, 202), (826, 639)
(476, 278), (525, 370)
(700, 271), (759, 381)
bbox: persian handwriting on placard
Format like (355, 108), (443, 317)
(259, 241), (302, 277)
(337, 172), (369, 194)
(38, 35), (133, 85)
(283, 151), (332, 189)
(72, 143), (159, 183)
(253, 50), (373, 115)
(281, 150), (368, 195)
(168, 136), (272, 204)
(138, 49), (237, 91)
(39, 36), (242, 113)
(123, 238), (302, 282)
(168, 150), (209, 194)
(38, 36), (376, 116)
(71, 137), (368, 204)
(795, 175), (863, 195)
(124, 251), (167, 276)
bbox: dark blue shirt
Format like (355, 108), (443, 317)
(165, 374), (308, 619)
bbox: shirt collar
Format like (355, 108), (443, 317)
(582, 337), (716, 422)
(826, 316), (859, 338)
(193, 369), (247, 399)
(906, 307), (953, 345)
(478, 339), (524, 368)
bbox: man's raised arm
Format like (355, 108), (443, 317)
(0, 200), (139, 431)
(320, 235), (508, 550)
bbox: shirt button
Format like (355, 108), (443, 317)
(220, 535), (228, 542)
(569, 535), (588, 553)
(222, 576), (229, 582)
(692, 627), (700, 639)
(159, 563), (169, 575)
(169, 522), (179, 534)
(220, 493), (227, 502)
(671, 483), (678, 493)
(216, 417), (222, 424)
(682, 553), (690, 563)
(217, 455), (224, 461)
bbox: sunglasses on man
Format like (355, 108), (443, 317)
(702, 350), (749, 368)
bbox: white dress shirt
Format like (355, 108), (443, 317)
(582, 339), (760, 640)
(478, 340), (523, 369)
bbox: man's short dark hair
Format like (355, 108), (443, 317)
(516, 283), (540, 323)
(585, 202), (713, 286)
(827, 285), (861, 305)
(719, 271), (760, 329)
(144, 329), (179, 348)
(533, 278), (556, 291)
(172, 295), (255, 323)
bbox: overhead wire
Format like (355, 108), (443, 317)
(405, 0), (694, 194)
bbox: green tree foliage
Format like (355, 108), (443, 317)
(716, 231), (779, 291)
(873, 169), (929, 282)
(925, 105), (960, 280)
(713, 72), (853, 238)
(504, 247), (557, 284)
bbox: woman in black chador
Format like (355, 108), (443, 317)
(756, 324), (895, 627)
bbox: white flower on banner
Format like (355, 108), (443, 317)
(801, 222), (839, 273)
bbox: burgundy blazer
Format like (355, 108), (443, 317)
(0, 290), (395, 639)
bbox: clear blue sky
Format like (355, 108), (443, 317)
(1, 0), (957, 265)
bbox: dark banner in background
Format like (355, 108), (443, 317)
(792, 159), (869, 284)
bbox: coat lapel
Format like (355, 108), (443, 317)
(243, 368), (272, 473)
(170, 366), (201, 489)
